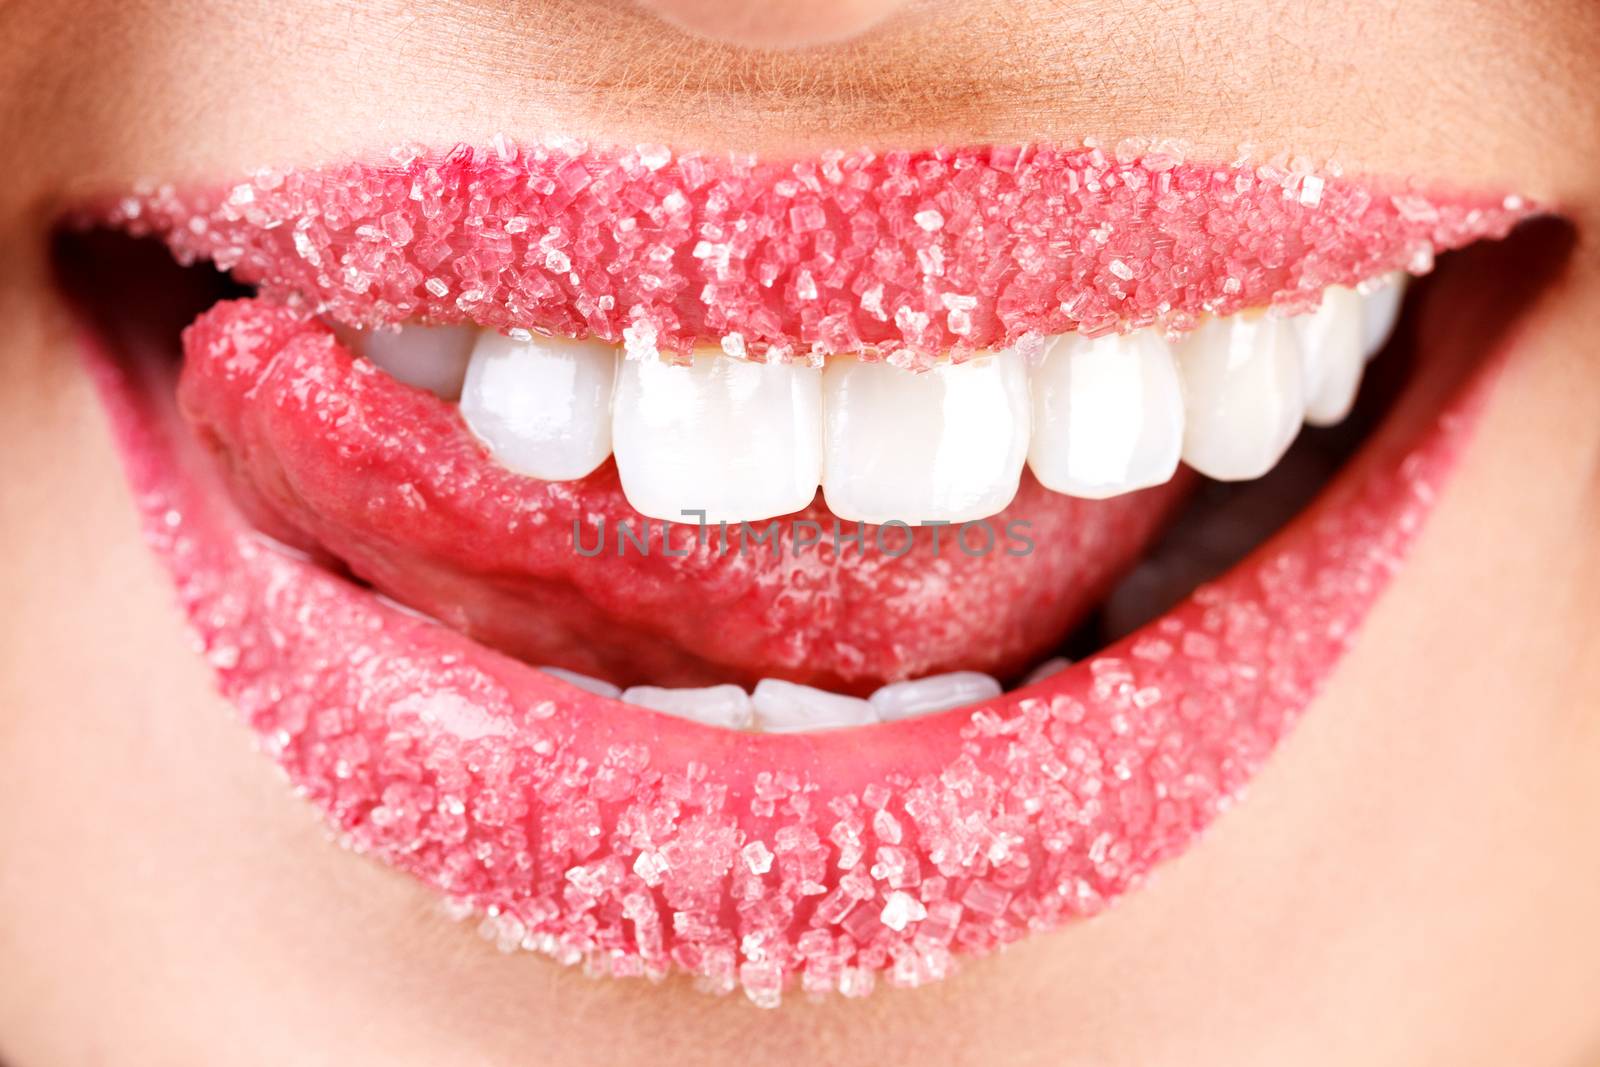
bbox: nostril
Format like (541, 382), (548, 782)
(630, 0), (910, 49)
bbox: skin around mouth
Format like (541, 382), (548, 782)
(69, 143), (1547, 1004)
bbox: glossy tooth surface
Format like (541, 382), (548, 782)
(1176, 313), (1305, 481)
(822, 352), (1030, 525)
(1027, 329), (1184, 499)
(613, 351), (822, 523)
(356, 322), (476, 399)
(751, 679), (877, 733)
(460, 332), (618, 481)
(620, 684), (753, 730)
(869, 671), (1003, 722)
(1295, 286), (1367, 427)
(1360, 272), (1407, 359)
(540, 666), (622, 699)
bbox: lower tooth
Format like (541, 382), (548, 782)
(540, 666), (622, 699)
(1176, 312), (1306, 481)
(620, 684), (754, 730)
(354, 322), (476, 399)
(1020, 657), (1073, 686)
(869, 671), (1003, 720)
(751, 679), (878, 732)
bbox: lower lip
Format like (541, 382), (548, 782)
(70, 235), (1531, 1006)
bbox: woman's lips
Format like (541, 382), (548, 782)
(80, 265), (1504, 1004)
(108, 139), (1528, 360)
(71, 140), (1551, 1004)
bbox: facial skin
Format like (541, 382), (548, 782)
(635, 0), (910, 47)
(1, 1), (1599, 1064)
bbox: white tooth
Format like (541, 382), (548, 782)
(540, 666), (622, 699)
(1295, 286), (1366, 427)
(620, 684), (753, 730)
(822, 351), (1030, 525)
(1176, 313), (1305, 481)
(1026, 329), (1184, 499)
(460, 332), (618, 481)
(613, 351), (822, 524)
(1360, 272), (1407, 359)
(356, 322), (476, 399)
(751, 679), (877, 733)
(869, 671), (1002, 721)
(1021, 656), (1073, 686)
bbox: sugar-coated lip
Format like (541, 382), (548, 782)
(80, 281), (1499, 1005)
(68, 142), (1551, 1005)
(105, 139), (1531, 361)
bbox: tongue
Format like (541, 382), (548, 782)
(178, 298), (1191, 692)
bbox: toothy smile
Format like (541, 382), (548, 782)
(348, 274), (1404, 527)
(65, 138), (1551, 1004)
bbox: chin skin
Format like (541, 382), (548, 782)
(0, 242), (1598, 1065)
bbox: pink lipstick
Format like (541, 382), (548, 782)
(68, 140), (1546, 1005)
(108, 140), (1526, 361)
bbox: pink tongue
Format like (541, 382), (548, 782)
(179, 298), (1190, 692)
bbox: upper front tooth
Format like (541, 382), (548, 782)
(1295, 285), (1366, 427)
(460, 331), (619, 481)
(1176, 312), (1305, 481)
(1360, 272), (1407, 359)
(355, 322), (476, 399)
(1026, 329), (1185, 499)
(822, 351), (1031, 525)
(869, 671), (1002, 721)
(612, 351), (823, 524)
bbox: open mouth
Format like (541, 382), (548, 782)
(56, 139), (1561, 1005)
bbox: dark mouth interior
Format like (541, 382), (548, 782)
(50, 221), (1572, 695)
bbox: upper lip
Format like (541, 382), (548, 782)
(107, 139), (1528, 358)
(69, 138), (1549, 1005)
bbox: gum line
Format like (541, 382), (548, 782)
(85, 308), (1490, 1006)
(103, 139), (1530, 362)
